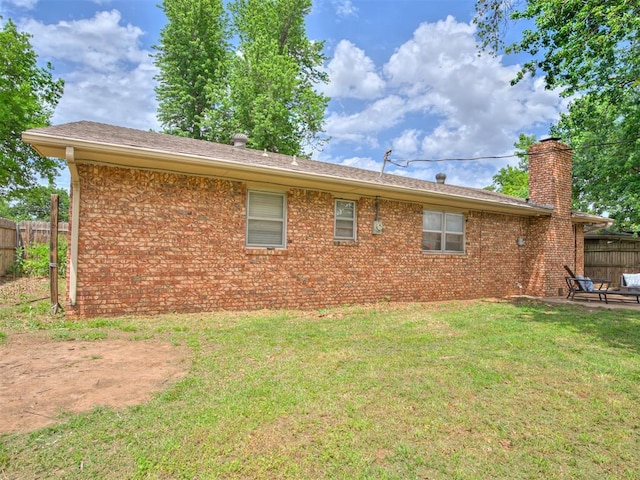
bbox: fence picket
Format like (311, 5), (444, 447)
(0, 219), (69, 275)
(585, 236), (640, 287)
(0, 218), (17, 275)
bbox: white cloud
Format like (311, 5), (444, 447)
(19, 10), (159, 130)
(382, 15), (564, 158)
(339, 156), (380, 172)
(21, 10), (148, 73)
(392, 129), (422, 157)
(384, 16), (479, 89)
(4, 0), (38, 9)
(333, 0), (357, 18)
(53, 62), (159, 131)
(323, 15), (565, 170)
(323, 40), (385, 99)
(325, 95), (406, 143)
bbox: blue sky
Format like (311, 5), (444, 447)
(1, 0), (567, 191)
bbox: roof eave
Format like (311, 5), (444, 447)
(23, 130), (553, 217)
(571, 211), (613, 232)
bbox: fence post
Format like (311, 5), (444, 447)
(50, 194), (60, 314)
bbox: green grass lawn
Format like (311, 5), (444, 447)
(1, 293), (640, 479)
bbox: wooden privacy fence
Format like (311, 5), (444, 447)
(19, 220), (69, 245)
(585, 234), (640, 287)
(0, 218), (69, 275)
(0, 218), (17, 275)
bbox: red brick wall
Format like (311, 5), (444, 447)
(526, 139), (577, 296)
(67, 163), (543, 317)
(529, 139), (573, 217)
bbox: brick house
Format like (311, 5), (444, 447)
(23, 121), (609, 317)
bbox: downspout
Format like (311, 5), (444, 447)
(574, 224), (578, 275)
(66, 146), (80, 306)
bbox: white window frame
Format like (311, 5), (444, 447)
(334, 199), (357, 240)
(246, 190), (287, 248)
(422, 210), (465, 253)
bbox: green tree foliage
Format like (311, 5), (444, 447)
(552, 91), (640, 232)
(474, 0), (639, 96)
(225, 0), (328, 155)
(0, 185), (69, 222)
(153, 0), (232, 142)
(486, 133), (535, 198)
(0, 18), (64, 196)
(487, 165), (529, 198)
(153, 0), (328, 156)
(475, 0), (640, 231)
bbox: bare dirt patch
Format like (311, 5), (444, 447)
(0, 333), (188, 433)
(1, 276), (190, 433)
(0, 276), (50, 307)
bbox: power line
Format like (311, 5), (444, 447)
(381, 137), (640, 171)
(387, 153), (517, 168)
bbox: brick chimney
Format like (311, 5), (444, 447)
(528, 138), (573, 217)
(525, 138), (578, 297)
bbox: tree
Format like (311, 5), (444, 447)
(0, 185), (69, 221)
(225, 0), (329, 155)
(0, 18), (64, 196)
(486, 133), (535, 198)
(153, 0), (329, 156)
(475, 0), (640, 231)
(153, 0), (232, 142)
(552, 91), (640, 232)
(474, 0), (639, 97)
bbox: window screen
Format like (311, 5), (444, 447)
(247, 191), (286, 247)
(422, 211), (464, 253)
(334, 200), (356, 240)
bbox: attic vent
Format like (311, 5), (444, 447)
(232, 133), (248, 148)
(435, 173), (446, 184)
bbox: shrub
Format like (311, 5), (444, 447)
(8, 238), (68, 277)
(5, 247), (25, 276)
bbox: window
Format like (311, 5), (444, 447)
(334, 200), (356, 240)
(246, 191), (286, 248)
(422, 211), (464, 253)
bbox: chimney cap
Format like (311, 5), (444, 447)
(232, 133), (248, 148)
(435, 172), (447, 184)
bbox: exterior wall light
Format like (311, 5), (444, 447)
(517, 237), (525, 246)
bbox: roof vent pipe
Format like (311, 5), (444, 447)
(232, 133), (248, 148)
(436, 173), (446, 184)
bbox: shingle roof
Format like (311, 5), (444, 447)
(25, 121), (557, 215)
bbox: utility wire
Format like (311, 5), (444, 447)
(387, 153), (516, 168)
(382, 137), (640, 170)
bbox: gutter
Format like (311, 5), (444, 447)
(23, 131), (554, 218)
(584, 222), (614, 233)
(572, 211), (614, 231)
